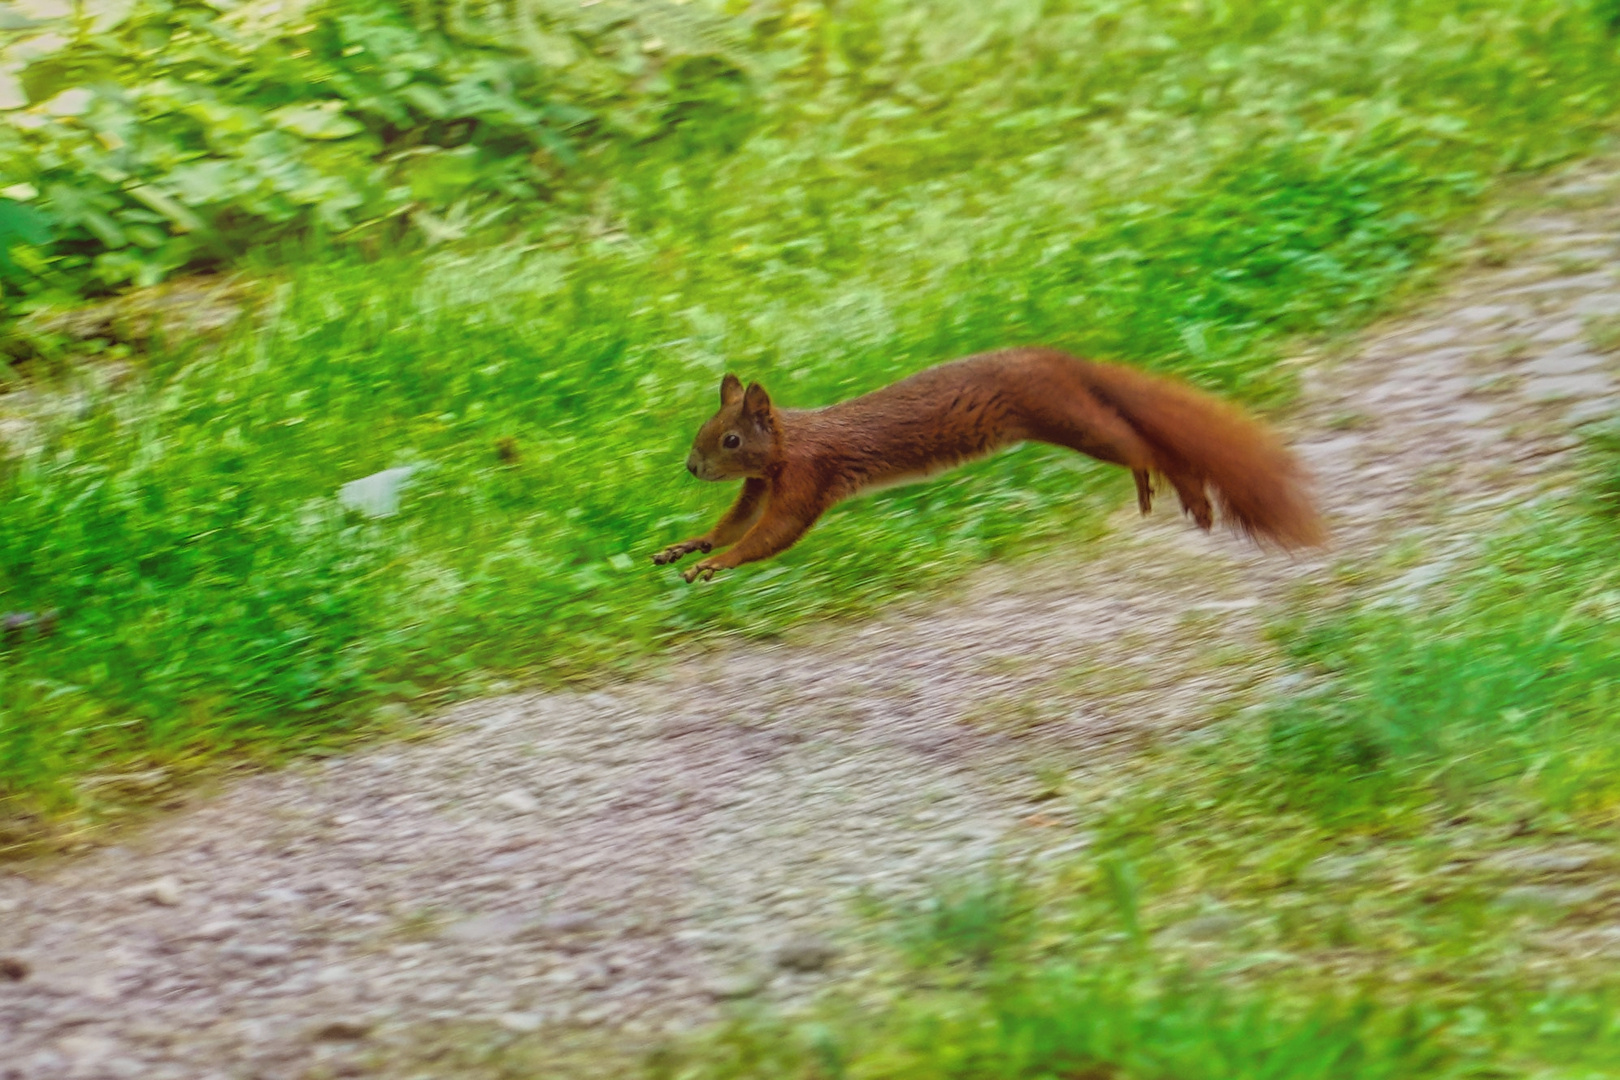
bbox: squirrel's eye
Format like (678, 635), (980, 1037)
(722, 433), (742, 449)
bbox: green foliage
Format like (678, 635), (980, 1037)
(0, 244), (1118, 826)
(6, 0), (1620, 832)
(3, 9), (1620, 1072)
(0, 196), (51, 277)
(0, 0), (752, 303)
(4, 0), (1620, 319)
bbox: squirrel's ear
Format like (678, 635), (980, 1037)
(743, 381), (773, 420)
(720, 373), (744, 406)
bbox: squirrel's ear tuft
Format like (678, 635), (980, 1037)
(720, 373), (744, 406)
(743, 381), (773, 419)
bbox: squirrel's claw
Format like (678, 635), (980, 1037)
(653, 539), (713, 566)
(682, 562), (719, 584)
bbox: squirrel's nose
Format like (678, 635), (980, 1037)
(686, 456), (700, 476)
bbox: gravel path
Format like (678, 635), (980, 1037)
(4, 168), (1620, 1080)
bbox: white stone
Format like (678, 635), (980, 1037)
(494, 789), (540, 815)
(337, 466), (418, 518)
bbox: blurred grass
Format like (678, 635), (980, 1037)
(6, 0), (1620, 835)
(1254, 425), (1620, 825)
(656, 958), (1446, 1080)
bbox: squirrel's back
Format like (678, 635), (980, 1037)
(788, 355), (1035, 492)
(780, 348), (1141, 487)
(778, 348), (1322, 547)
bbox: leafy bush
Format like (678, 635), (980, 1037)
(0, 0), (753, 306)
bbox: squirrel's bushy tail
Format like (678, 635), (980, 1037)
(1080, 360), (1325, 549)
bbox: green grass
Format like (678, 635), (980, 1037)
(656, 964), (1445, 1080)
(6, 0), (1620, 837)
(1255, 449), (1620, 826)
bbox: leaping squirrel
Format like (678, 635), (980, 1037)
(654, 347), (1324, 582)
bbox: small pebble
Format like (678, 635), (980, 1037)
(191, 919), (241, 941)
(704, 973), (766, 1001)
(497, 1011), (544, 1034)
(222, 943), (293, 965)
(441, 912), (536, 944)
(773, 934), (838, 973)
(494, 790), (541, 815)
(135, 877), (183, 907)
(309, 1018), (372, 1041)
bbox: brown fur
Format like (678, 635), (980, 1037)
(653, 347), (1324, 582)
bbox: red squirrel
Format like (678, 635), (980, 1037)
(653, 347), (1324, 582)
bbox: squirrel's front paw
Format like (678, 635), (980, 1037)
(652, 539), (712, 566)
(682, 560), (722, 583)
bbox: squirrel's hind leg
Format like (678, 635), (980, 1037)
(1018, 386), (1163, 513)
(1133, 470), (1154, 515)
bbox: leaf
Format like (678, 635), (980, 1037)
(43, 183), (131, 249)
(126, 185), (208, 234)
(183, 98), (267, 137)
(399, 83), (450, 119)
(267, 103), (365, 141)
(84, 211), (131, 248)
(0, 198), (52, 274)
(165, 161), (239, 207)
(405, 146), (482, 203)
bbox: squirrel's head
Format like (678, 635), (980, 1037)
(686, 373), (778, 481)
